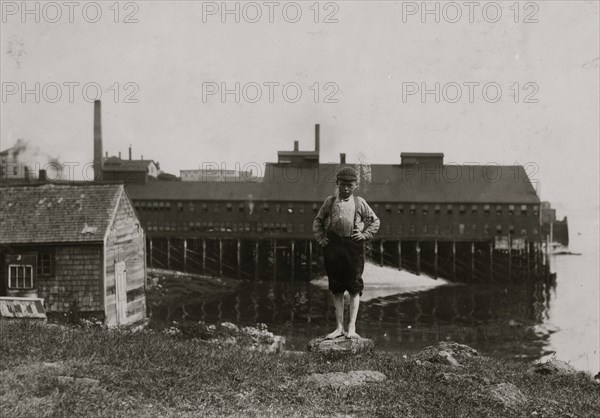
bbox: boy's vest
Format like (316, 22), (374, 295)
(323, 195), (360, 235)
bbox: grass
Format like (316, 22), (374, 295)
(1, 321), (598, 417)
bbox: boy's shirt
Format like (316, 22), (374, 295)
(312, 195), (380, 241)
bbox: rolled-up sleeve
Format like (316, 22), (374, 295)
(360, 199), (380, 240)
(312, 199), (329, 241)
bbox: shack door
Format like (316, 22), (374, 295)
(115, 262), (127, 324)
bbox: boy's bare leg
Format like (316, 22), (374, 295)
(346, 293), (360, 338)
(326, 292), (345, 339)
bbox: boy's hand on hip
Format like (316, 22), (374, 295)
(351, 231), (366, 242)
(318, 238), (329, 247)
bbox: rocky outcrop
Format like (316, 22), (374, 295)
(307, 335), (375, 356)
(305, 370), (387, 389)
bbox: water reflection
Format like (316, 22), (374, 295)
(150, 263), (557, 363)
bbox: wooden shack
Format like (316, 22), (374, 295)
(0, 183), (146, 326)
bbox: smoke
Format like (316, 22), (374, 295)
(4, 138), (63, 179)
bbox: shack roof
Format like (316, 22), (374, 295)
(126, 163), (540, 204)
(0, 183), (127, 244)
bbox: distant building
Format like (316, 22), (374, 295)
(0, 146), (32, 181)
(0, 183), (146, 326)
(180, 168), (256, 182)
(102, 147), (160, 184)
(541, 201), (569, 246)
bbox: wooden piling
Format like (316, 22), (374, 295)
(218, 239), (223, 277)
(254, 240), (259, 280)
(308, 240), (313, 278)
(149, 238), (153, 268)
(167, 237), (171, 270)
(273, 239), (277, 280)
(183, 238), (187, 272)
(397, 240), (402, 270)
(379, 240), (384, 267)
(452, 241), (456, 280)
(508, 234), (512, 279)
(416, 241), (421, 276)
(291, 240), (295, 280)
(434, 240), (438, 279)
(202, 238), (206, 274)
(237, 238), (241, 279)
(470, 242), (475, 280)
(489, 241), (494, 281)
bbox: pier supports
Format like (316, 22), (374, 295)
(254, 240), (259, 280)
(397, 240), (402, 271)
(183, 238), (187, 272)
(416, 241), (421, 275)
(149, 238), (153, 268)
(308, 240), (313, 278)
(291, 240), (295, 280)
(452, 241), (456, 280)
(202, 238), (206, 274)
(434, 240), (438, 279)
(167, 238), (171, 270)
(237, 238), (241, 279)
(379, 240), (384, 267)
(470, 242), (475, 280)
(218, 239), (223, 277)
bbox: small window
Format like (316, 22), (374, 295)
(496, 205), (502, 215)
(201, 203), (208, 213)
(459, 224), (465, 235)
(484, 204), (490, 215)
(37, 252), (54, 277)
(422, 205), (429, 216)
(509, 225), (515, 234)
(385, 204), (392, 214)
(287, 204), (294, 214)
(471, 205), (477, 215)
(533, 206), (539, 216)
(165, 202), (171, 211)
(299, 205), (305, 214)
(409, 204), (416, 215)
(508, 205), (515, 215)
(287, 223), (293, 233)
(312, 203), (319, 213)
(520, 205), (527, 215)
(263, 203), (269, 213)
(521, 228), (527, 236)
(298, 223), (305, 233)
(226, 203), (232, 212)
(213, 203), (220, 213)
(189, 202), (195, 213)
(397, 204), (404, 214)
(447, 205), (453, 215)
(239, 203), (245, 213)
(434, 204), (441, 214)
(9, 265), (33, 289)
(178, 202), (184, 212)
(422, 224), (428, 234)
(459, 205), (466, 214)
(496, 224), (502, 233)
(276, 204), (281, 213)
(484, 224), (490, 235)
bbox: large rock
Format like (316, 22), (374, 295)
(479, 383), (527, 409)
(307, 335), (375, 356)
(527, 359), (578, 376)
(305, 370), (386, 389)
(413, 341), (479, 367)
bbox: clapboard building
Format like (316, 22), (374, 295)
(0, 183), (146, 325)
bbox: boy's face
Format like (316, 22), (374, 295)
(337, 180), (357, 199)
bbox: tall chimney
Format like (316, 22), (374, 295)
(129, 145), (132, 160)
(340, 153), (346, 164)
(293, 141), (299, 151)
(315, 124), (320, 152)
(93, 100), (103, 181)
(39, 169), (47, 181)
(119, 151), (121, 159)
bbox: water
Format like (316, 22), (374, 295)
(151, 233), (599, 374)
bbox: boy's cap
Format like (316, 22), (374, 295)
(336, 167), (358, 182)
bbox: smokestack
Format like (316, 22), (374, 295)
(293, 141), (299, 151)
(129, 145), (132, 160)
(105, 151), (108, 158)
(315, 124), (320, 153)
(93, 100), (103, 181)
(119, 151), (121, 159)
(39, 169), (47, 181)
(141, 155), (144, 160)
(340, 153), (346, 164)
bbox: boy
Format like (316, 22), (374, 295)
(312, 167), (380, 339)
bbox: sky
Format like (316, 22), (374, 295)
(1, 0), (599, 243)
